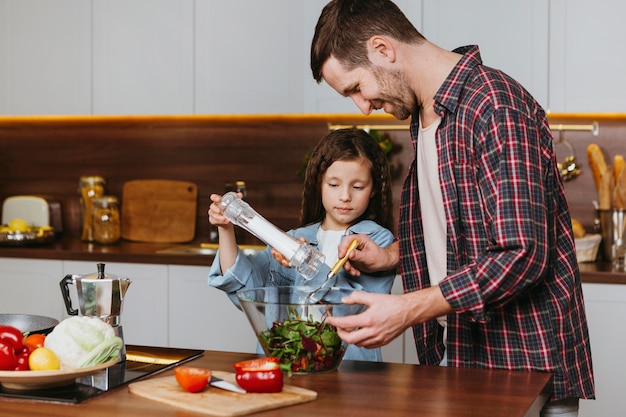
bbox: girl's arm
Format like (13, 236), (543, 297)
(208, 193), (239, 272)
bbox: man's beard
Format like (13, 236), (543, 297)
(373, 67), (415, 120)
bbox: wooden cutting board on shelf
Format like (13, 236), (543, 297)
(121, 179), (198, 243)
(128, 371), (317, 416)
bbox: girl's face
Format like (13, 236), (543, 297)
(321, 158), (373, 230)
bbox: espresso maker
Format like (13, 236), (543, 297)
(60, 262), (131, 360)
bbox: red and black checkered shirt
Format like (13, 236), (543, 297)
(398, 45), (594, 401)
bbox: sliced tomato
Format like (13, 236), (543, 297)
(174, 366), (212, 393)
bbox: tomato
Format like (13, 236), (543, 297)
(174, 366), (212, 393)
(0, 325), (24, 352)
(28, 347), (60, 371)
(0, 340), (17, 371)
(24, 333), (46, 351)
(233, 357), (283, 393)
(14, 347), (31, 371)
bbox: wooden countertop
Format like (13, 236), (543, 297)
(2, 236), (626, 284)
(0, 350), (552, 417)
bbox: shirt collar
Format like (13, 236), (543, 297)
(433, 45), (482, 116)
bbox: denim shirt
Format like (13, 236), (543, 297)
(208, 219), (396, 362)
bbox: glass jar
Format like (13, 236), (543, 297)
(92, 196), (121, 244)
(79, 176), (106, 242)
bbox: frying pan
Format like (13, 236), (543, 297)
(0, 314), (59, 335)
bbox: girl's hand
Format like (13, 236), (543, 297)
(208, 194), (233, 228)
(271, 236), (308, 268)
(271, 248), (291, 268)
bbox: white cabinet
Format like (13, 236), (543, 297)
(422, 0), (549, 109)
(381, 275), (419, 364)
(579, 283), (626, 416)
(1, 0), (626, 114)
(168, 265), (257, 353)
(62, 261), (169, 347)
(91, 0), (194, 114)
(549, 0), (626, 112)
(0, 0), (91, 115)
(0, 258), (65, 319)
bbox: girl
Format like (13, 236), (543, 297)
(207, 128), (396, 361)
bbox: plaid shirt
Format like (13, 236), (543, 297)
(399, 45), (594, 401)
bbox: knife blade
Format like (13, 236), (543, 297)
(210, 376), (246, 394)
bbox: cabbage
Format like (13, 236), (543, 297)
(44, 316), (123, 369)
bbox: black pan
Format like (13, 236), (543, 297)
(0, 314), (59, 335)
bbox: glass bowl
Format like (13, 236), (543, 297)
(236, 286), (365, 374)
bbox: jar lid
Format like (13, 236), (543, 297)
(93, 195), (118, 207)
(79, 175), (106, 184)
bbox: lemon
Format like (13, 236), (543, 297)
(29, 347), (61, 371)
(8, 218), (31, 232)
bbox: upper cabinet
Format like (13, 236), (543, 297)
(0, 0), (91, 115)
(0, 0), (624, 115)
(549, 0), (626, 112)
(421, 0), (549, 110)
(92, 0), (194, 115)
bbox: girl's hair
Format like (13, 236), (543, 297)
(301, 128), (394, 231)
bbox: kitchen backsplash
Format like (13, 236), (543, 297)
(0, 114), (622, 242)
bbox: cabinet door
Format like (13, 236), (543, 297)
(579, 283), (626, 416)
(0, 0), (91, 115)
(62, 261), (169, 347)
(195, 0), (292, 114)
(0, 258), (64, 319)
(92, 0), (194, 114)
(168, 265), (257, 353)
(422, 0), (548, 108)
(549, 0), (626, 112)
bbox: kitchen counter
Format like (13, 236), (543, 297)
(0, 235), (216, 266)
(0, 350), (552, 417)
(1, 236), (626, 284)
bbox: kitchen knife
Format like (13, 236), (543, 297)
(210, 376), (246, 394)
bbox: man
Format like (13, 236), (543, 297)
(310, 1), (594, 415)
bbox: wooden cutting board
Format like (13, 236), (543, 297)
(121, 179), (198, 243)
(128, 371), (317, 416)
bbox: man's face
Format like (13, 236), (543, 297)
(321, 56), (415, 120)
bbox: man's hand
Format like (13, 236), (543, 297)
(337, 235), (400, 276)
(325, 287), (453, 349)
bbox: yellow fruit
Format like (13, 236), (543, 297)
(8, 218), (30, 232)
(29, 347), (61, 371)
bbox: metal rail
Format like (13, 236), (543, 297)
(328, 121), (600, 136)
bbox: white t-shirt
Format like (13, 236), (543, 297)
(416, 117), (447, 329)
(316, 227), (346, 267)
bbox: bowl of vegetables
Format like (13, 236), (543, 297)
(236, 286), (365, 374)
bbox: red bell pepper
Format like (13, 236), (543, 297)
(0, 325), (25, 370)
(233, 357), (283, 393)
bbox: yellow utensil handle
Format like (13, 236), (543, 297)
(329, 239), (359, 277)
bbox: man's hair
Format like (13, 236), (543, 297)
(311, 0), (425, 83)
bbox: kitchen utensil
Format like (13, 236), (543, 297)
(597, 208), (626, 266)
(0, 357), (119, 390)
(218, 192), (326, 281)
(210, 375), (246, 394)
(0, 314), (59, 335)
(121, 179), (198, 243)
(305, 239), (359, 304)
(59, 263), (131, 360)
(236, 286), (366, 374)
(128, 370), (317, 417)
